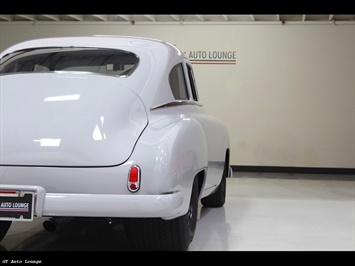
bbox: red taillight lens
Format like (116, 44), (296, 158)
(128, 165), (141, 192)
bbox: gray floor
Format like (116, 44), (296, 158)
(0, 172), (354, 251)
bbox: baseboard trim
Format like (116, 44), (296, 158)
(231, 165), (355, 175)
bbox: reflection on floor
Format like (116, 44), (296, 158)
(0, 172), (354, 252)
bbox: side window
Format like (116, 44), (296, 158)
(187, 64), (199, 101)
(169, 63), (189, 100)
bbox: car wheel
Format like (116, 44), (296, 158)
(0, 221), (12, 242)
(201, 161), (227, 208)
(124, 177), (199, 251)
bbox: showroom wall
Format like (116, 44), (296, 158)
(0, 22), (354, 169)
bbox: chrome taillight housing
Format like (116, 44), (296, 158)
(127, 165), (141, 192)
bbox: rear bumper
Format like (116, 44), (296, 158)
(0, 184), (184, 220)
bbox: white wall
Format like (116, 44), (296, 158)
(1, 22), (354, 168)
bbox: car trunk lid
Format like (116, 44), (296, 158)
(0, 73), (148, 167)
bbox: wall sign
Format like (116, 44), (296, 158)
(185, 50), (236, 65)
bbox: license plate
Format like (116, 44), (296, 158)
(0, 191), (34, 221)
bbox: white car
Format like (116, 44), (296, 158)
(0, 36), (230, 251)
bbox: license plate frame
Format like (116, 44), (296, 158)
(0, 191), (34, 221)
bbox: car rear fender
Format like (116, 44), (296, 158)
(128, 115), (208, 212)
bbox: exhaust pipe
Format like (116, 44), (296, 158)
(43, 217), (72, 232)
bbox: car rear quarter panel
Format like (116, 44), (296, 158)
(195, 112), (230, 198)
(130, 105), (229, 214)
(131, 109), (207, 193)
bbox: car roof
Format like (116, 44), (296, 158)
(0, 35), (191, 111)
(0, 35), (186, 60)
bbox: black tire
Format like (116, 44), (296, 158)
(0, 221), (12, 242)
(124, 177), (199, 251)
(201, 161), (228, 208)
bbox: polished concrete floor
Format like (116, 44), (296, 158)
(0, 172), (354, 252)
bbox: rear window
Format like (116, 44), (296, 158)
(0, 47), (139, 77)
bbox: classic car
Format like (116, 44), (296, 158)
(0, 35), (230, 251)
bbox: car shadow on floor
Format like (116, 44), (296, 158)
(1, 204), (229, 252)
(2, 218), (133, 251)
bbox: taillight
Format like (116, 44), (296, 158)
(127, 165), (141, 192)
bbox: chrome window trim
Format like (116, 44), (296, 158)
(150, 100), (203, 110)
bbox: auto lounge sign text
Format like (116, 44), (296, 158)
(186, 50), (236, 65)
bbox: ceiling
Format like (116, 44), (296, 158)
(1, 14), (355, 25)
